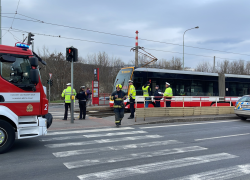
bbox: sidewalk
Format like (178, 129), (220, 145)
(48, 112), (239, 131)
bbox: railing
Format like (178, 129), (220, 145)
(134, 96), (239, 108)
(98, 93), (110, 106)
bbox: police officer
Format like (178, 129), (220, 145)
(154, 85), (163, 107)
(61, 83), (76, 120)
(76, 86), (87, 120)
(142, 81), (151, 108)
(163, 82), (173, 107)
(128, 80), (136, 119)
(111, 84), (126, 126)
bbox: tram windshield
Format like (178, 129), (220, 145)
(113, 68), (133, 93)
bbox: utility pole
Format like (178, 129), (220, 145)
(135, 30), (139, 67)
(213, 56), (215, 72)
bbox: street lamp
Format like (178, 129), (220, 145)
(183, 26), (199, 70)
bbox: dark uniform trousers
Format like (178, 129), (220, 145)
(155, 101), (161, 107)
(130, 98), (135, 118)
(64, 103), (71, 120)
(114, 108), (124, 124)
(166, 98), (172, 107)
(79, 101), (86, 119)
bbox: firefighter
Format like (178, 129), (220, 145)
(76, 86), (87, 120)
(128, 80), (136, 119)
(111, 84), (126, 126)
(154, 85), (163, 107)
(61, 83), (76, 120)
(163, 82), (173, 107)
(142, 81), (151, 108)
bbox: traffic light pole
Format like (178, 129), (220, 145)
(70, 60), (74, 124)
(49, 80), (51, 106)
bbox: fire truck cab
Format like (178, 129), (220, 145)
(0, 43), (52, 154)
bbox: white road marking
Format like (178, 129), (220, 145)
(46, 135), (162, 148)
(64, 146), (207, 169)
(46, 127), (134, 136)
(195, 133), (250, 141)
(83, 130), (147, 138)
(53, 140), (181, 158)
(40, 130), (147, 142)
(171, 163), (250, 180)
(140, 120), (239, 129)
(77, 153), (237, 180)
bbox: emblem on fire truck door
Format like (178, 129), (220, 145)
(26, 104), (33, 112)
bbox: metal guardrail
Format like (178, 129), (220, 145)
(98, 93), (110, 106)
(134, 96), (239, 108)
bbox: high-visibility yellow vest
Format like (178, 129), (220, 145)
(164, 87), (173, 97)
(61, 87), (76, 103)
(129, 85), (136, 99)
(142, 86), (150, 97)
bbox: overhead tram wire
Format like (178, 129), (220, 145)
(10, 0), (21, 28)
(2, 14), (250, 57)
(4, 27), (245, 62)
(1, 0), (21, 39)
(8, 31), (22, 42)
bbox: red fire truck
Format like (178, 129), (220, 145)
(0, 43), (52, 154)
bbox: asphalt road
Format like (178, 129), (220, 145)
(2, 119), (250, 180)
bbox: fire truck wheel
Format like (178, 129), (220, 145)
(0, 120), (15, 154)
(44, 113), (53, 129)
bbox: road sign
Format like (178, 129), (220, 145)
(49, 73), (52, 79)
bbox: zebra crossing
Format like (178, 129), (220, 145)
(41, 126), (250, 180)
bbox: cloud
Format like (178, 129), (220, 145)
(2, 0), (250, 68)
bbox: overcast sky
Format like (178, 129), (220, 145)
(2, 0), (250, 68)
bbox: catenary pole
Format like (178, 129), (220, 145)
(135, 30), (139, 67)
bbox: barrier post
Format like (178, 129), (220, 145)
(144, 96), (145, 121)
(135, 97), (137, 122)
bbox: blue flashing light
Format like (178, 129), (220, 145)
(16, 43), (30, 49)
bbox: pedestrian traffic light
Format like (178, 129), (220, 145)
(50, 79), (53, 86)
(66, 47), (78, 62)
(27, 32), (34, 45)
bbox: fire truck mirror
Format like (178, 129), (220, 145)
(29, 57), (38, 67)
(30, 69), (39, 84)
(0, 55), (15, 63)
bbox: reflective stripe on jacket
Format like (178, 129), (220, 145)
(111, 90), (126, 108)
(142, 86), (150, 97)
(62, 87), (76, 103)
(164, 87), (173, 97)
(129, 85), (136, 99)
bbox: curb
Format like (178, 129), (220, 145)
(134, 115), (239, 125)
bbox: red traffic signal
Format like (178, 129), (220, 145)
(66, 47), (78, 62)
